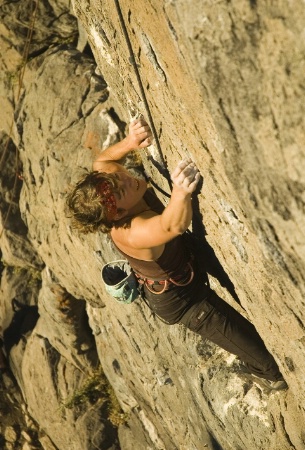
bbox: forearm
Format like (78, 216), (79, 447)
(159, 158), (201, 234)
(91, 118), (152, 172)
(160, 187), (193, 234)
(94, 136), (134, 165)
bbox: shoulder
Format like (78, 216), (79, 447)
(111, 215), (166, 259)
(112, 210), (159, 244)
(113, 210), (159, 235)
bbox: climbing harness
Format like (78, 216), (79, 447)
(136, 261), (195, 295)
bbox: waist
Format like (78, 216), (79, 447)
(135, 261), (194, 295)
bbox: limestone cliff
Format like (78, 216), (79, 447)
(0, 1), (305, 449)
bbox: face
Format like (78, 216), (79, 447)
(112, 172), (147, 213)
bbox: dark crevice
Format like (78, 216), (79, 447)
(218, 98), (240, 150)
(191, 188), (243, 306)
(279, 413), (296, 450)
(28, 45), (51, 60)
(107, 107), (127, 134)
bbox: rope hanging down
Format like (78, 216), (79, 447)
(113, 0), (172, 190)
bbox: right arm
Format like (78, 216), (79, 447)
(124, 159), (201, 249)
(158, 160), (200, 234)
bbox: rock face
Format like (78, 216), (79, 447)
(1, 0), (305, 449)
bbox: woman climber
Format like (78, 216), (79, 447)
(66, 117), (287, 391)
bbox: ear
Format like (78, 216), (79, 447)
(113, 208), (128, 221)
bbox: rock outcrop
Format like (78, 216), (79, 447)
(1, 0), (305, 449)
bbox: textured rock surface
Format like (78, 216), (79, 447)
(1, 0), (305, 449)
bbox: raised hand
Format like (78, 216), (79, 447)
(127, 118), (153, 149)
(171, 158), (201, 194)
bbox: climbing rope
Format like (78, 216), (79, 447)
(113, 0), (172, 190)
(0, 0), (39, 240)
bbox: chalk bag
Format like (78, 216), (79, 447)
(101, 260), (139, 304)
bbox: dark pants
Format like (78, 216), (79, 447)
(180, 290), (283, 381)
(143, 268), (283, 382)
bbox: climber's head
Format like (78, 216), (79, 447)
(66, 170), (146, 233)
(66, 171), (120, 234)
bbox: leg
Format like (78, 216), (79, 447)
(182, 290), (283, 381)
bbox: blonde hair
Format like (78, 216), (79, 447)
(66, 171), (119, 234)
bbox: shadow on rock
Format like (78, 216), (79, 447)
(3, 299), (39, 355)
(191, 184), (242, 306)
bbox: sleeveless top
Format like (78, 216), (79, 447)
(111, 188), (190, 280)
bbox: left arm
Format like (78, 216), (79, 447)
(90, 118), (152, 173)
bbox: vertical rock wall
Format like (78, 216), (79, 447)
(0, 0), (305, 449)
(70, 2), (305, 446)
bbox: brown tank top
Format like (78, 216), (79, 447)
(112, 189), (190, 280)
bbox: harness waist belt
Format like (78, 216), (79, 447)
(135, 262), (194, 295)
